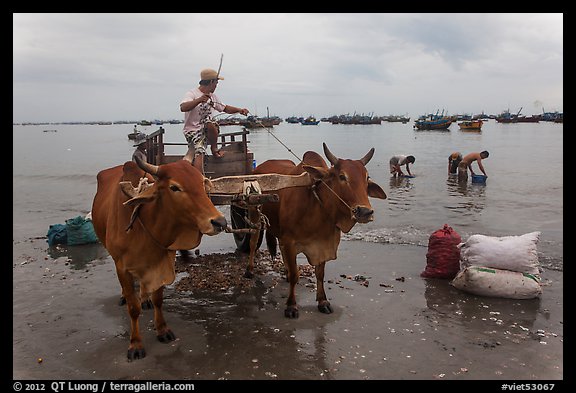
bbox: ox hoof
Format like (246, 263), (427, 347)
(119, 296), (126, 306)
(127, 347), (146, 361)
(318, 303), (333, 314)
(243, 269), (254, 279)
(141, 299), (153, 310)
(157, 329), (176, 343)
(284, 307), (299, 319)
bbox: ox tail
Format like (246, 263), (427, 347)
(266, 231), (277, 259)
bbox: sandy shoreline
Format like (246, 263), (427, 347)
(13, 234), (563, 381)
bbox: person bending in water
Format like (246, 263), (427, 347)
(389, 154), (415, 177)
(448, 151), (462, 175)
(458, 151), (489, 182)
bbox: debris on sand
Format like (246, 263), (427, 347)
(174, 250), (274, 292)
(173, 250), (315, 293)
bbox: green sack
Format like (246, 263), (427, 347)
(65, 216), (99, 246)
(47, 223), (68, 246)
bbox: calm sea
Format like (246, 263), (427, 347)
(13, 120), (563, 271)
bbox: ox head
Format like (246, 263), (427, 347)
(123, 156), (227, 249)
(302, 143), (387, 233)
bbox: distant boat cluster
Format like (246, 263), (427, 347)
(217, 113), (411, 127)
(217, 115), (283, 128)
(321, 114), (411, 124)
(16, 119), (184, 126)
(492, 107), (563, 123)
(412, 108), (563, 131)
(15, 107), (562, 128)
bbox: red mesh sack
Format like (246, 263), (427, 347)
(421, 224), (462, 279)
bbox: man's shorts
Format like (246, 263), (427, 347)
(186, 128), (208, 156)
(449, 158), (462, 174)
(185, 121), (219, 156)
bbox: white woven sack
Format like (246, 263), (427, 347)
(451, 266), (542, 299)
(458, 231), (541, 275)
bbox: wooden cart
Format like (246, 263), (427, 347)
(139, 127), (310, 252)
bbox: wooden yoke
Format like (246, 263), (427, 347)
(208, 172), (312, 206)
(208, 172), (312, 195)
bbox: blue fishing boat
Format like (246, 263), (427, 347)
(301, 116), (320, 125)
(414, 111), (452, 130)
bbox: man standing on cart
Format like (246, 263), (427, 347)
(180, 68), (249, 174)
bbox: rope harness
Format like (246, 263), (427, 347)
(137, 215), (174, 251)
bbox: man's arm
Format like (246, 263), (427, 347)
(224, 105), (249, 116)
(477, 159), (487, 176)
(405, 164), (412, 176)
(180, 95), (210, 112)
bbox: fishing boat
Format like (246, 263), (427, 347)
(458, 119), (483, 130)
(128, 126), (146, 140)
(414, 111), (452, 130)
(541, 108), (563, 122)
(240, 115), (276, 128)
(517, 116), (540, 123)
(383, 115), (410, 123)
(301, 116), (320, 125)
(285, 116), (303, 124)
(496, 107), (522, 123)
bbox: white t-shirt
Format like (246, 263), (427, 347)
(181, 88), (226, 138)
(389, 155), (408, 166)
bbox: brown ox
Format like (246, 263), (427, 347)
(251, 143), (387, 318)
(91, 157), (227, 360)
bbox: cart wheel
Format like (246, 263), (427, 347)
(230, 205), (264, 253)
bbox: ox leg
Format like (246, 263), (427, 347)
(315, 263), (333, 314)
(118, 298), (153, 308)
(139, 284), (153, 310)
(116, 270), (146, 361)
(281, 245), (300, 318)
(244, 207), (261, 279)
(119, 283), (152, 309)
(151, 286), (176, 343)
(266, 231), (277, 259)
(266, 232), (288, 281)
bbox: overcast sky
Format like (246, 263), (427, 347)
(13, 13), (563, 123)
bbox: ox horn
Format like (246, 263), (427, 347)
(134, 153), (159, 175)
(323, 143), (339, 166)
(359, 147), (375, 166)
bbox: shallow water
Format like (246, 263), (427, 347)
(13, 120), (563, 270)
(12, 120), (564, 379)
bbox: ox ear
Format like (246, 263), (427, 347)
(119, 178), (154, 199)
(204, 177), (214, 194)
(120, 181), (138, 198)
(302, 165), (329, 181)
(368, 179), (387, 200)
(123, 185), (156, 206)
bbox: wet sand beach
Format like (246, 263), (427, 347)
(12, 234), (563, 381)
